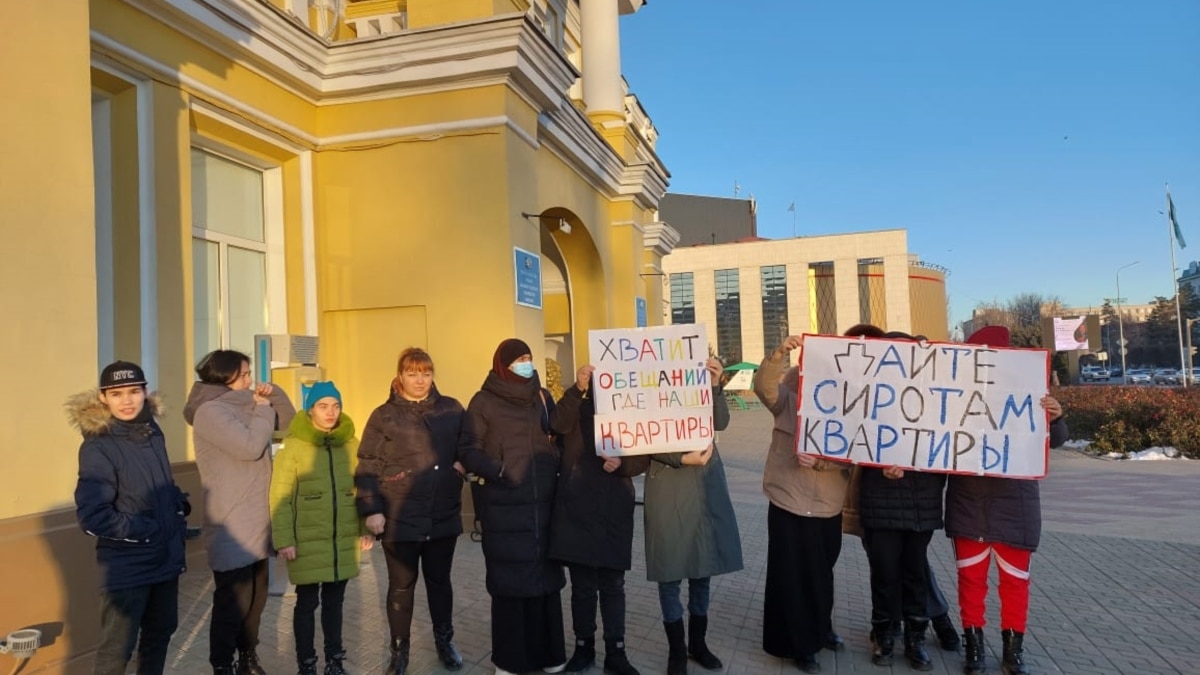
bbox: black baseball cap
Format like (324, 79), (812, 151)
(100, 361), (147, 390)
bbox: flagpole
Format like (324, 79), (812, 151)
(792, 208), (797, 238)
(1169, 184), (1187, 379)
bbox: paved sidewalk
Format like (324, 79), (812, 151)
(166, 410), (1200, 674)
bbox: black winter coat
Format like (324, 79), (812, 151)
(466, 372), (565, 598)
(69, 392), (189, 591)
(944, 416), (1068, 552)
(547, 385), (643, 571)
(355, 385), (502, 543)
(859, 468), (946, 532)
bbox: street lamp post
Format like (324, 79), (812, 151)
(1117, 261), (1140, 381)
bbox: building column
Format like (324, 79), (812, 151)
(581, 0), (623, 117)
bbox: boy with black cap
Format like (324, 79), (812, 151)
(69, 361), (190, 675)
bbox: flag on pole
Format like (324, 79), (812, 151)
(787, 202), (796, 212)
(1170, 191), (1186, 249)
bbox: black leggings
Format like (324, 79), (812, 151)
(381, 537), (458, 640)
(293, 580), (348, 662)
(567, 563), (627, 643)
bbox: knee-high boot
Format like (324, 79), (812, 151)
(663, 620), (687, 675)
(687, 615), (722, 671)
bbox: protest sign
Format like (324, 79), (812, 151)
(589, 324), (714, 456)
(797, 335), (1050, 478)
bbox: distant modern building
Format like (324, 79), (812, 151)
(1060, 304), (1155, 324)
(659, 192), (757, 246)
(661, 229), (949, 364)
(1179, 261), (1200, 298)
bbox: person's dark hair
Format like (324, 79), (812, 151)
(844, 323), (886, 338)
(196, 350), (251, 385)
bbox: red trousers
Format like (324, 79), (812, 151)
(953, 538), (1032, 633)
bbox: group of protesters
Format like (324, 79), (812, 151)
(70, 324), (1063, 675)
(755, 324), (1065, 675)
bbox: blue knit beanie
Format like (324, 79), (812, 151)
(304, 381), (342, 411)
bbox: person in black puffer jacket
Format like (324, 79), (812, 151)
(70, 361), (189, 675)
(946, 325), (1068, 675)
(466, 338), (566, 675)
(858, 333), (947, 672)
(548, 364), (644, 675)
(355, 348), (504, 675)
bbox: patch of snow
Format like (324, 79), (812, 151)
(1125, 447), (1188, 461)
(1063, 439), (1091, 450)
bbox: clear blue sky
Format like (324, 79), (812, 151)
(620, 0), (1200, 328)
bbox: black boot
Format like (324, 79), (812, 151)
(687, 615), (722, 671)
(432, 624), (463, 671)
(388, 638), (410, 675)
(823, 631), (844, 652)
(870, 621), (896, 667)
(602, 639), (640, 675)
(238, 652), (266, 675)
(215, 666), (237, 675)
(663, 620), (687, 675)
(565, 637), (596, 672)
(1001, 629), (1030, 675)
(932, 614), (961, 652)
(323, 651), (347, 675)
(903, 620), (933, 672)
(962, 627), (986, 674)
(297, 658), (318, 675)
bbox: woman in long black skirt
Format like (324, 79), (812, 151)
(754, 333), (856, 673)
(466, 338), (567, 674)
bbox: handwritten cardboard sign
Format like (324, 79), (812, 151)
(589, 324), (714, 456)
(797, 335), (1050, 478)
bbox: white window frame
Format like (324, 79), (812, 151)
(92, 92), (115, 368)
(189, 140), (287, 352)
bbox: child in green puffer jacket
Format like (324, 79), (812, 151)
(270, 382), (372, 675)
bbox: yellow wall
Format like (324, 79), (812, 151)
(407, 0), (529, 28)
(1, 0), (97, 520)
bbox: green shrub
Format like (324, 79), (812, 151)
(1054, 385), (1200, 459)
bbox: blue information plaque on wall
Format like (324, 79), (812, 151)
(636, 297), (648, 327)
(514, 246), (542, 309)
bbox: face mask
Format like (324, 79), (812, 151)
(510, 361), (535, 379)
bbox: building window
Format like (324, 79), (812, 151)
(670, 272), (695, 324)
(191, 149), (268, 357)
(715, 269), (741, 364)
(761, 265), (789, 351)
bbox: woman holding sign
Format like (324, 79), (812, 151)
(466, 338), (567, 675)
(642, 357), (741, 675)
(548, 364), (643, 675)
(754, 334), (851, 674)
(948, 326), (1068, 675)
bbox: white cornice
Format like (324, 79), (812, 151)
(122, 0), (579, 106)
(103, 0), (668, 208)
(643, 221), (681, 258)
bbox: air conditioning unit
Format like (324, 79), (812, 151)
(254, 334), (319, 366)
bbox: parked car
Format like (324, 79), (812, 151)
(1188, 367), (1200, 384)
(1108, 365), (1124, 379)
(1126, 369), (1153, 385)
(1153, 368), (1183, 385)
(1081, 367), (1109, 382)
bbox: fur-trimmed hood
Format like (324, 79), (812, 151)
(65, 389), (164, 437)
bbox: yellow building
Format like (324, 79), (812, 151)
(661, 229), (950, 364)
(1, 0), (671, 671)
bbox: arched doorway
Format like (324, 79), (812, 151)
(535, 207), (608, 392)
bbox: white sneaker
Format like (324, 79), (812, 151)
(543, 664), (567, 674)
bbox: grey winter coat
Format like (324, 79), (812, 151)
(184, 382), (295, 572)
(641, 388), (743, 582)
